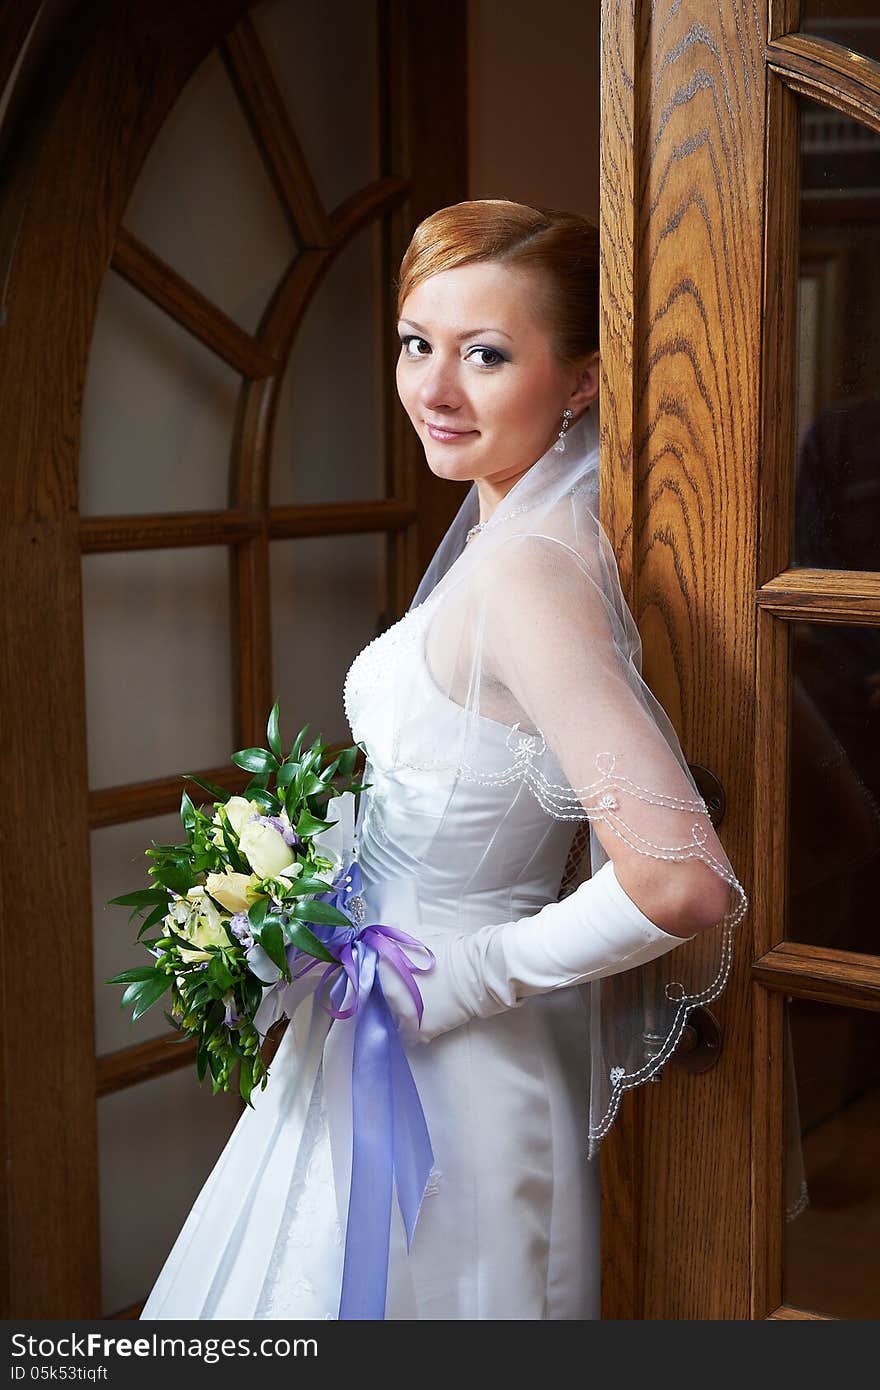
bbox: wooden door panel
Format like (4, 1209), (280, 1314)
(0, 0), (467, 1317)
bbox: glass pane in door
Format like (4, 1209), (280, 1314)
(98, 1067), (241, 1315)
(269, 222), (387, 506)
(122, 45), (296, 333)
(270, 532), (387, 747)
(82, 546), (234, 788)
(93, 812), (185, 1055)
(252, 0), (381, 213)
(788, 620), (880, 952)
(792, 96), (880, 572)
(800, 3), (880, 66)
(784, 996), (880, 1319)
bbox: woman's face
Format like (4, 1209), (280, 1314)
(396, 261), (598, 496)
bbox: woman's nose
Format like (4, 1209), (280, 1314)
(417, 356), (464, 412)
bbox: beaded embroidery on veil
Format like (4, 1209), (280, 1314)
(379, 402), (748, 1149)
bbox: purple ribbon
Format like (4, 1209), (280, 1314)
(293, 859), (436, 1320)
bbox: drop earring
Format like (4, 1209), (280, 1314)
(553, 408), (574, 454)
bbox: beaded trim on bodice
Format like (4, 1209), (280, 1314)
(343, 602), (429, 741)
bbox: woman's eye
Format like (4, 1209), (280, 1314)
(466, 346), (505, 368)
(400, 335), (430, 357)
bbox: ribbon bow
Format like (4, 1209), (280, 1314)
(292, 858), (436, 1320)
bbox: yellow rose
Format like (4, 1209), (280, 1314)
(238, 820), (296, 879)
(206, 868), (260, 915)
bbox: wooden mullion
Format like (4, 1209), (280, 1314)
(80, 510), (261, 554)
(751, 983), (786, 1317)
(768, 45), (880, 136)
(753, 941), (880, 1010)
(751, 602), (789, 1311)
(112, 230), (277, 378)
(268, 498), (416, 540)
(232, 534), (273, 751)
(758, 75), (798, 586)
(96, 1035), (198, 1098)
(88, 763), (250, 829)
(220, 16), (330, 247)
(327, 175), (409, 244)
(757, 568), (880, 623)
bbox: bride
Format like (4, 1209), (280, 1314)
(140, 199), (747, 1322)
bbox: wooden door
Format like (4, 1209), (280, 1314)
(0, 0), (466, 1318)
(600, 0), (880, 1319)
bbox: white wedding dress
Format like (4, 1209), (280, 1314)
(140, 593), (601, 1321)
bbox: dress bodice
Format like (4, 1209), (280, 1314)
(343, 598), (577, 933)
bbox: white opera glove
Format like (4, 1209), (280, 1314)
(376, 858), (694, 1046)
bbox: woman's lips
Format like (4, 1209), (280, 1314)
(426, 423), (477, 443)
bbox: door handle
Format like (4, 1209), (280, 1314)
(643, 1007), (723, 1078)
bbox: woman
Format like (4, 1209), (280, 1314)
(141, 200), (746, 1322)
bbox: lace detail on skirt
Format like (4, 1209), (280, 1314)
(255, 1062), (344, 1320)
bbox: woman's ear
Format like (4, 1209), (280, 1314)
(568, 350), (600, 414)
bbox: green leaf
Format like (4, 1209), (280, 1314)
(136, 901), (171, 939)
(183, 773), (232, 803)
(180, 790), (196, 839)
(267, 701), (282, 761)
(243, 787), (282, 815)
(107, 966), (161, 985)
(231, 747), (278, 775)
(335, 746), (359, 777)
(295, 809), (335, 838)
(277, 874), (336, 897)
(291, 899), (353, 929)
(221, 820), (247, 873)
(151, 865), (196, 896)
(290, 723), (310, 760)
(196, 1043), (208, 1081)
(207, 956), (234, 992)
(285, 921), (338, 964)
(257, 920), (287, 976)
(241, 972), (263, 1015)
(107, 887), (168, 909)
(239, 1053), (255, 1106)
(301, 774), (329, 798)
(131, 974), (172, 1021)
(276, 761), (298, 792)
(247, 897), (269, 930)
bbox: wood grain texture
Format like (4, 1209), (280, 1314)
(598, 0), (641, 1323)
(625, 0), (765, 1319)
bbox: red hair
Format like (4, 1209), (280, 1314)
(395, 199), (599, 365)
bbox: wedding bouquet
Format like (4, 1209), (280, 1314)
(107, 703), (371, 1104)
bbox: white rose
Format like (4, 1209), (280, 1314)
(238, 820), (296, 879)
(210, 795), (260, 846)
(205, 868), (260, 915)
